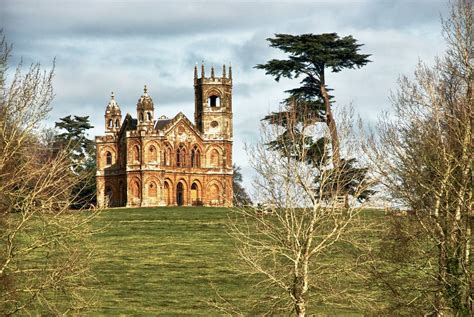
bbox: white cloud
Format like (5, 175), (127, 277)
(1, 0), (448, 191)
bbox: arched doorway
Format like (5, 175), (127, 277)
(119, 181), (124, 206)
(176, 182), (184, 206)
(164, 182), (171, 206)
(191, 182), (201, 206)
(105, 186), (113, 207)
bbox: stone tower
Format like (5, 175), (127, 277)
(194, 64), (233, 140)
(104, 92), (122, 134)
(136, 85), (155, 131)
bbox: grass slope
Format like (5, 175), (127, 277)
(90, 207), (253, 316)
(88, 207), (380, 316)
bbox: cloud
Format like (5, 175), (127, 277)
(1, 0), (448, 192)
(3, 1), (312, 41)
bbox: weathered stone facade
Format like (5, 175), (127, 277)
(96, 64), (233, 207)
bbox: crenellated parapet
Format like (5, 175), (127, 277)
(194, 63), (232, 86)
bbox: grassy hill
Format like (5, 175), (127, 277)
(87, 207), (373, 316)
(89, 207), (255, 316)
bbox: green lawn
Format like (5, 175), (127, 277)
(87, 207), (380, 316)
(89, 207), (255, 316)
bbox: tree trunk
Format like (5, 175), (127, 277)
(293, 254), (309, 317)
(320, 84), (340, 167)
(292, 278), (307, 317)
(436, 240), (448, 316)
(295, 298), (306, 317)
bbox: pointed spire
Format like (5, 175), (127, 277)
(211, 65), (215, 79)
(229, 62), (232, 79)
(143, 84), (148, 95)
(194, 63), (198, 80)
(222, 64), (226, 78)
(111, 91), (115, 100)
(201, 61), (205, 78)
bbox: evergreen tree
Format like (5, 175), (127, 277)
(55, 115), (94, 171)
(256, 33), (374, 204)
(55, 115), (96, 208)
(233, 164), (252, 206)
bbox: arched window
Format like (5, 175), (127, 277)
(108, 119), (113, 128)
(115, 119), (120, 128)
(149, 145), (157, 162)
(106, 151), (112, 165)
(210, 149), (219, 167)
(208, 95), (221, 108)
(133, 145), (140, 162)
(149, 181), (157, 197)
(140, 112), (144, 122)
(176, 144), (186, 167)
(163, 145), (172, 166)
(191, 145), (201, 168)
(147, 112), (152, 121)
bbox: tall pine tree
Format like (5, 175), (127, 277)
(55, 115), (96, 208)
(256, 33), (374, 204)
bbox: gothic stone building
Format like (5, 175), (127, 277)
(95, 64), (233, 207)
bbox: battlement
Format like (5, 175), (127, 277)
(194, 63), (232, 85)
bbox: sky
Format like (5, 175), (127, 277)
(1, 0), (449, 190)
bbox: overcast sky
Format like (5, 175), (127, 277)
(1, 0), (449, 189)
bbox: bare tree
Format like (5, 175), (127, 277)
(0, 33), (98, 315)
(366, 0), (473, 315)
(227, 104), (375, 316)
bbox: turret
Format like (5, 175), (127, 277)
(104, 92), (122, 134)
(136, 85), (155, 131)
(194, 63), (233, 139)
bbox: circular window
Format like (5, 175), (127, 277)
(210, 121), (219, 128)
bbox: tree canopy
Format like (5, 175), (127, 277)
(55, 115), (96, 208)
(55, 115), (94, 172)
(256, 33), (372, 204)
(256, 33), (371, 144)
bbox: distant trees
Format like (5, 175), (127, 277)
(232, 164), (252, 206)
(366, 0), (473, 315)
(0, 33), (97, 315)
